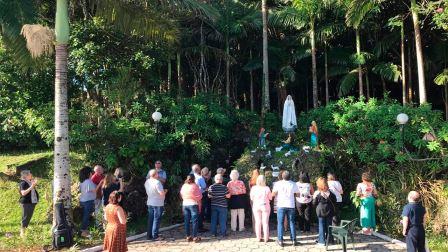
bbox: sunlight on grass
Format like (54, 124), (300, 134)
(0, 151), (85, 250)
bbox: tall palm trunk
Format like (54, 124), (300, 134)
(225, 36), (230, 105)
(54, 0), (71, 224)
(311, 21), (318, 108)
(365, 71), (370, 99)
(261, 0), (270, 115)
(407, 37), (413, 102)
(411, 0), (426, 104)
(249, 49), (254, 111)
(177, 52), (183, 98)
(356, 29), (363, 97)
(167, 58), (171, 92)
(401, 20), (406, 105)
(324, 42), (329, 105)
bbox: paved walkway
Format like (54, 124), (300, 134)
(128, 224), (405, 252)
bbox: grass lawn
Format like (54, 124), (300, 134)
(0, 151), (170, 251)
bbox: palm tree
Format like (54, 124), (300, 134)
(410, 0), (426, 104)
(345, 0), (379, 98)
(262, 0), (270, 114)
(20, 0), (72, 224)
(272, 0), (328, 108)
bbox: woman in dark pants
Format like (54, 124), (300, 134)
(19, 170), (39, 237)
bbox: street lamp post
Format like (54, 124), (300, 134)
(152, 111), (162, 140)
(396, 113), (409, 152)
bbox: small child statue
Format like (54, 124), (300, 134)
(258, 128), (269, 149)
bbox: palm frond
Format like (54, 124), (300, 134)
(292, 47), (311, 62)
(21, 24), (55, 58)
(373, 32), (399, 58)
(269, 6), (306, 30)
(96, 0), (179, 43)
(345, 0), (378, 28)
(435, 69), (448, 86)
(372, 62), (401, 82)
(338, 69), (358, 96)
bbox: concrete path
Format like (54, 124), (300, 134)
(127, 224), (405, 252)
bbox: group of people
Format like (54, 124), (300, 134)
(17, 160), (427, 252)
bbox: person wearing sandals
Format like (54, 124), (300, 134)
(180, 174), (203, 243)
(356, 172), (378, 235)
(18, 170), (39, 237)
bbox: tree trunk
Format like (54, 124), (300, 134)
(324, 42), (329, 105)
(262, 0), (270, 115)
(249, 49), (254, 112)
(54, 0), (71, 226)
(365, 70), (370, 99)
(167, 58), (171, 92)
(356, 29), (364, 97)
(401, 20), (406, 105)
(311, 21), (318, 108)
(411, 0), (426, 104)
(177, 52), (183, 98)
(445, 83), (448, 120)
(226, 37), (230, 104)
(407, 36), (413, 103)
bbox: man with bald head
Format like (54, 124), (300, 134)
(145, 169), (168, 240)
(402, 191), (426, 252)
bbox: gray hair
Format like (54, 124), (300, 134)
(230, 170), (239, 181)
(256, 175), (266, 186)
(214, 174), (223, 183)
(282, 170), (291, 181)
(192, 164), (201, 174)
(20, 170), (31, 180)
(407, 191), (420, 203)
(148, 169), (157, 178)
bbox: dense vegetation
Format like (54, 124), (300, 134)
(1, 0), (448, 250)
(236, 98), (448, 250)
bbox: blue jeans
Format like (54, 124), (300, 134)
(147, 205), (164, 239)
(80, 200), (95, 231)
(183, 205), (199, 237)
(210, 206), (228, 236)
(277, 207), (297, 242)
(318, 216), (333, 244)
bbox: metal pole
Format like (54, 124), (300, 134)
(401, 124), (405, 152)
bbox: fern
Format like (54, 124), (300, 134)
(434, 69), (448, 86)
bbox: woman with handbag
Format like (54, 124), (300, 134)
(356, 172), (378, 235)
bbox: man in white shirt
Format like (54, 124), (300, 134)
(272, 171), (300, 247)
(145, 169), (167, 240)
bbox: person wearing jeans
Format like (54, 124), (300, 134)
(250, 175), (272, 242)
(208, 174), (230, 237)
(145, 169), (167, 240)
(191, 164), (207, 232)
(147, 206), (164, 239)
(272, 171), (300, 247)
(180, 174), (203, 242)
(313, 177), (337, 246)
(79, 166), (97, 238)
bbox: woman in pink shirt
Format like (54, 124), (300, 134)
(250, 175), (272, 243)
(180, 174), (203, 242)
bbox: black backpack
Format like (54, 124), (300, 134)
(52, 201), (73, 250)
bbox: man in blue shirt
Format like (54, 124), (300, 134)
(191, 164), (207, 232)
(146, 160), (167, 185)
(402, 191), (426, 252)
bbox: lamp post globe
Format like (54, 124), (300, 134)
(397, 113), (409, 125)
(152, 111), (162, 123)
